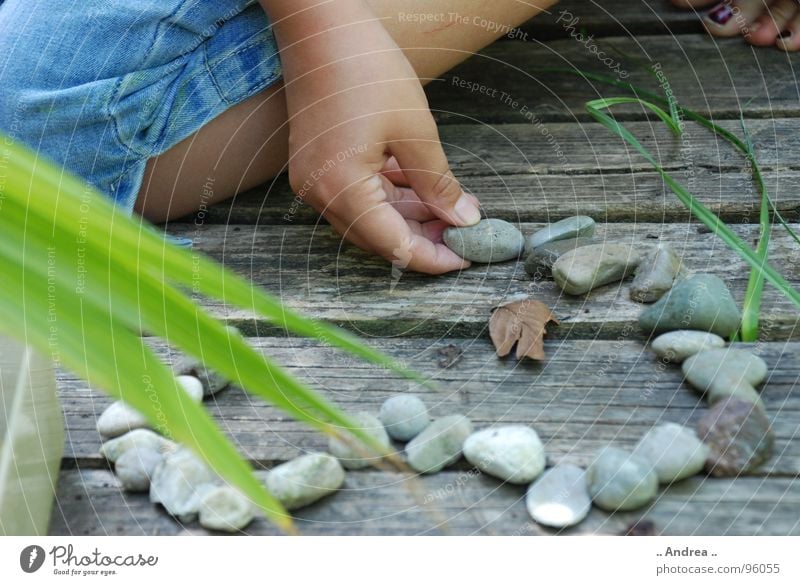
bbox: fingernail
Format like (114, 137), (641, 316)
(779, 30), (793, 39)
(454, 193), (481, 225)
(706, 3), (733, 26)
(748, 21), (761, 34)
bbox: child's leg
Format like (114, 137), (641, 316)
(135, 0), (558, 222)
(672, 0), (800, 49)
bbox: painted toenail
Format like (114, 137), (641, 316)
(706, 3), (734, 26)
(779, 30), (793, 39)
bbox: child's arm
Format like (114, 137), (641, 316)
(260, 0), (481, 274)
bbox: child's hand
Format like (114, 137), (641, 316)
(263, 0), (481, 274)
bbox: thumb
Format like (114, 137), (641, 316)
(391, 137), (481, 227)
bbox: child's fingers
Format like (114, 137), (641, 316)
(390, 134), (482, 228)
(325, 175), (470, 274)
(380, 175), (438, 222)
(380, 156), (410, 187)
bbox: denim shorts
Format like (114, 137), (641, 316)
(0, 0), (282, 215)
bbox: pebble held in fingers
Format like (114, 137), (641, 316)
(443, 219), (524, 263)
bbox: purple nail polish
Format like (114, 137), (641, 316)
(706, 3), (734, 26)
(779, 30), (793, 39)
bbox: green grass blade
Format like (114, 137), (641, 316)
(585, 103), (800, 310)
(738, 114), (770, 341)
(539, 66), (800, 246)
(586, 97), (681, 135)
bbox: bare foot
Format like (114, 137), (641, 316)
(671, 0), (800, 51)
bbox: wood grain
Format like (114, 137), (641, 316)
(50, 469), (800, 536)
(156, 222), (800, 339)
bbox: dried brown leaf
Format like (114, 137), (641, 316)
(489, 299), (558, 361)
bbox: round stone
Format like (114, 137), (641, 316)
(525, 464), (591, 528)
(586, 447), (658, 512)
(406, 415), (472, 474)
(639, 274), (741, 337)
(651, 330), (725, 363)
(552, 243), (641, 295)
(100, 428), (176, 463)
(172, 355), (231, 397)
(115, 448), (164, 492)
(463, 425), (545, 484)
(525, 216), (596, 252)
(379, 394), (430, 441)
(96, 401), (149, 439)
(630, 244), (682, 303)
(177, 375), (204, 402)
(265, 452), (345, 511)
(443, 219), (525, 263)
(328, 412), (391, 470)
(149, 448), (218, 522)
(631, 423), (709, 484)
(198, 486), (255, 533)
(697, 398), (774, 477)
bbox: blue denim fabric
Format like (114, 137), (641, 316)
(0, 0), (282, 217)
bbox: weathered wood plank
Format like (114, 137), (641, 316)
(157, 222), (800, 339)
(58, 338), (800, 477)
(49, 469), (800, 536)
(183, 167), (800, 226)
(523, 0), (700, 39)
(427, 36), (800, 123)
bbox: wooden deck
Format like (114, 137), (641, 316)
(50, 1), (800, 536)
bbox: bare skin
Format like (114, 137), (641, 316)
(673, 0), (800, 49)
(135, 0), (557, 274)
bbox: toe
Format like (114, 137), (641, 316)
(776, 9), (800, 50)
(703, 0), (767, 37)
(747, 0), (798, 46)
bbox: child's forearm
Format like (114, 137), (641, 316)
(259, 0), (393, 88)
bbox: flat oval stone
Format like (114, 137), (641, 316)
(552, 244), (640, 295)
(630, 244), (681, 303)
(525, 464), (591, 528)
(115, 448), (164, 492)
(173, 355), (231, 397)
(265, 452), (345, 511)
(328, 412), (391, 470)
(443, 219), (524, 263)
(586, 447), (658, 512)
(149, 448), (218, 522)
(525, 216), (596, 252)
(463, 425), (545, 484)
(682, 348), (767, 407)
(639, 274), (741, 337)
(631, 423), (709, 484)
(96, 401), (150, 439)
(651, 330), (725, 363)
(697, 398), (774, 477)
(406, 415), (472, 474)
(379, 394), (430, 442)
(523, 237), (595, 277)
(198, 486), (255, 533)
(100, 428), (176, 463)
